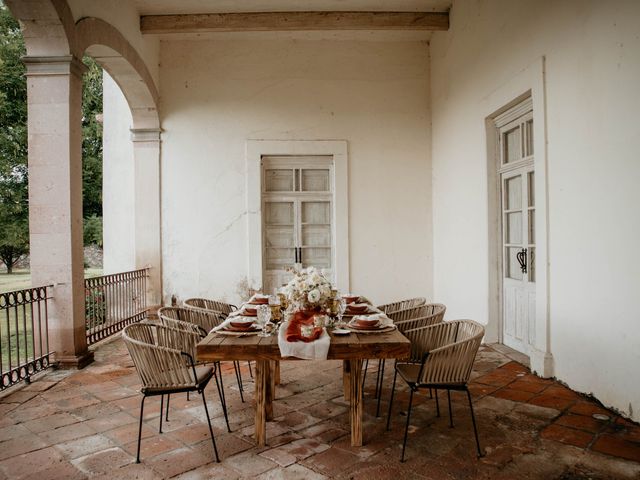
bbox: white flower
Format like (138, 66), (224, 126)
(307, 288), (321, 304)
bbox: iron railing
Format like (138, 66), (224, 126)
(85, 268), (149, 346)
(0, 285), (52, 390)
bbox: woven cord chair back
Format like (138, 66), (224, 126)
(158, 306), (223, 334)
(388, 303), (446, 332)
(184, 298), (236, 316)
(122, 323), (200, 392)
(377, 297), (426, 315)
(405, 320), (484, 386)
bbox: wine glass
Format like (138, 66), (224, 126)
(337, 297), (347, 326)
(257, 304), (272, 337)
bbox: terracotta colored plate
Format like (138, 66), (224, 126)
(225, 325), (259, 332)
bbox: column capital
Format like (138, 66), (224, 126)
(23, 55), (87, 78)
(130, 128), (162, 143)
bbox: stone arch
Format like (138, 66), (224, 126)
(75, 17), (159, 129)
(5, 1), (159, 129)
(5, 0), (76, 56)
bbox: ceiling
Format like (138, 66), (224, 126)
(134, 0), (451, 16)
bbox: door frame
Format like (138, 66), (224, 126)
(246, 140), (349, 293)
(484, 57), (553, 377)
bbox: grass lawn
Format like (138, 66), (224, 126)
(1, 268), (103, 371)
(0, 268), (103, 294)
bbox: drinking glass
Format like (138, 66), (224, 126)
(337, 297), (347, 326)
(257, 304), (272, 337)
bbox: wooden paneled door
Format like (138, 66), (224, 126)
(261, 156), (334, 294)
(497, 101), (536, 354)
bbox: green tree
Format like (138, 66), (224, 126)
(82, 57), (103, 220)
(0, 5), (28, 273)
(0, 3), (104, 273)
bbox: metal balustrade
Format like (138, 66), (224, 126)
(85, 268), (149, 346)
(0, 285), (52, 390)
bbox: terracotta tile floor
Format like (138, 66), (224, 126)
(0, 339), (639, 479)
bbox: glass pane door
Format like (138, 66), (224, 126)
(264, 201), (295, 270)
(300, 200), (332, 269)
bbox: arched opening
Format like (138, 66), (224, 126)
(1, 0), (160, 368)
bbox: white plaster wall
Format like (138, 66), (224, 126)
(160, 36), (432, 307)
(102, 72), (136, 274)
(430, 0), (640, 420)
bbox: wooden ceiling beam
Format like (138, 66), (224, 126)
(140, 11), (449, 34)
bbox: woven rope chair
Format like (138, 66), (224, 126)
(181, 301), (252, 399)
(366, 303), (446, 417)
(362, 296), (425, 401)
(386, 319), (485, 461)
(184, 298), (237, 317)
(157, 313), (231, 433)
(122, 323), (220, 463)
(159, 306), (248, 405)
(377, 297), (427, 315)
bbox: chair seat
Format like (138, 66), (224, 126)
(396, 363), (465, 389)
(142, 366), (214, 394)
(397, 363), (421, 386)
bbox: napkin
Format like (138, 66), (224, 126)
(278, 311), (330, 360)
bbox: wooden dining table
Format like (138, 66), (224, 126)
(197, 326), (410, 447)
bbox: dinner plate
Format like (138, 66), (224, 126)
(332, 328), (351, 335)
(239, 311), (257, 317)
(348, 323), (383, 331)
(224, 325), (259, 332)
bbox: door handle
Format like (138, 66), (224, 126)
(516, 248), (527, 273)
(298, 247), (302, 264)
(294, 247), (298, 263)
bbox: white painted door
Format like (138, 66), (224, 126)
(262, 156), (334, 294)
(498, 105), (536, 354)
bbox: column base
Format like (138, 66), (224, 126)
(54, 350), (94, 370)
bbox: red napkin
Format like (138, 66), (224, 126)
(285, 311), (323, 343)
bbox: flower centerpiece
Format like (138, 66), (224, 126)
(281, 266), (334, 314)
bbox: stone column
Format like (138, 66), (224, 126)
(24, 56), (93, 368)
(130, 128), (162, 307)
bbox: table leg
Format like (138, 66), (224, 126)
(274, 360), (281, 385)
(343, 361), (351, 401)
(266, 360), (275, 421)
(255, 360), (268, 447)
(348, 359), (363, 447)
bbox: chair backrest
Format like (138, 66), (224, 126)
(158, 306), (223, 334)
(377, 297), (427, 315)
(388, 303), (446, 331)
(404, 320), (484, 386)
(122, 323), (199, 391)
(184, 298), (237, 316)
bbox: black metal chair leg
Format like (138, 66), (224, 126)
(187, 391), (190, 401)
(466, 388), (483, 457)
(435, 388), (440, 417)
(165, 394), (170, 422)
(233, 361), (245, 403)
(447, 389), (453, 427)
(214, 366), (231, 433)
(136, 395), (146, 463)
(374, 360), (383, 399)
(248, 361), (253, 379)
(362, 359), (369, 390)
(429, 388), (433, 399)
(401, 389), (415, 462)
(200, 389), (220, 463)
(375, 358), (386, 417)
(159, 395), (164, 433)
(386, 367), (399, 431)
